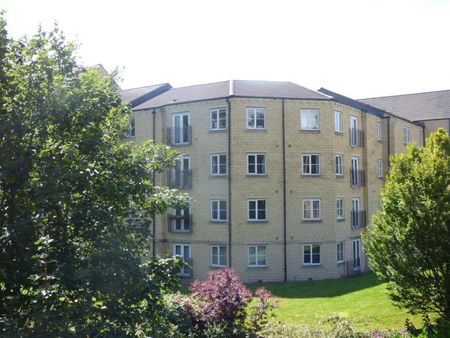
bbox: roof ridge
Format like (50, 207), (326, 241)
(120, 83), (170, 91)
(360, 88), (450, 100)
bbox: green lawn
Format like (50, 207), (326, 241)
(248, 273), (423, 331)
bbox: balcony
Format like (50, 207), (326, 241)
(351, 210), (367, 229)
(168, 170), (192, 189)
(168, 213), (193, 233)
(349, 128), (364, 147)
(167, 126), (192, 146)
(350, 169), (366, 188)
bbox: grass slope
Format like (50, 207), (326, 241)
(248, 273), (423, 331)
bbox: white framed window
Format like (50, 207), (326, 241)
(247, 153), (266, 175)
(376, 121), (382, 141)
(125, 116), (135, 138)
(337, 197), (344, 220)
(172, 113), (191, 145)
(377, 159), (383, 178)
(335, 154), (343, 176)
(246, 107), (266, 129)
(210, 107), (227, 130)
(211, 200), (227, 221)
(302, 199), (321, 221)
(173, 244), (191, 276)
(337, 242), (345, 263)
(248, 245), (267, 267)
(303, 244), (320, 265)
(300, 109), (320, 131)
(302, 154), (320, 175)
(170, 208), (191, 232)
(403, 126), (411, 144)
(211, 154), (227, 175)
(211, 245), (228, 267)
(248, 199), (267, 221)
(350, 115), (360, 147)
(335, 110), (343, 133)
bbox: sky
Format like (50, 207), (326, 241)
(2, 0), (450, 98)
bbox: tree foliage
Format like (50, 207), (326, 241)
(363, 129), (450, 321)
(0, 14), (188, 336)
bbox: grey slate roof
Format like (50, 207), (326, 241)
(119, 83), (172, 108)
(359, 90), (450, 122)
(134, 80), (330, 110)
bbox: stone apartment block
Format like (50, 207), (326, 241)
(118, 80), (447, 283)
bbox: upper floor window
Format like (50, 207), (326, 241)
(211, 245), (228, 267)
(337, 197), (344, 220)
(210, 107), (227, 130)
(125, 116), (135, 138)
(211, 154), (227, 176)
(377, 159), (383, 178)
(246, 107), (266, 129)
(248, 199), (267, 221)
(211, 200), (227, 221)
(377, 121), (382, 141)
(303, 244), (320, 265)
(335, 111), (343, 133)
(248, 245), (267, 267)
(171, 113), (191, 145)
(300, 109), (320, 131)
(302, 154), (320, 175)
(403, 126), (411, 144)
(302, 199), (321, 221)
(335, 154), (343, 176)
(247, 154), (266, 175)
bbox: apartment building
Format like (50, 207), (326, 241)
(126, 80), (424, 283)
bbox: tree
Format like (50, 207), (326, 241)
(363, 129), (450, 321)
(0, 15), (189, 336)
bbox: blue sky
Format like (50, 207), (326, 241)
(2, 0), (450, 98)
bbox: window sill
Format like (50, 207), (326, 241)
(209, 129), (227, 133)
(377, 140), (382, 143)
(209, 175), (228, 178)
(247, 220), (268, 224)
(247, 265), (268, 269)
(245, 128), (267, 132)
(335, 131), (343, 135)
(209, 265), (227, 269)
(303, 264), (321, 267)
(210, 220), (228, 224)
(335, 174), (344, 178)
(246, 174), (268, 177)
(301, 174), (321, 177)
(299, 129), (320, 133)
(302, 219), (322, 223)
(337, 261), (345, 265)
(337, 218), (345, 222)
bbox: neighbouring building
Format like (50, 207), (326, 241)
(121, 80), (443, 283)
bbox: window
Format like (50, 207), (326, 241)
(170, 208), (191, 232)
(211, 200), (227, 221)
(337, 197), (344, 220)
(169, 155), (191, 189)
(211, 245), (228, 267)
(303, 244), (320, 265)
(248, 245), (267, 267)
(377, 121), (382, 141)
(377, 159), (383, 178)
(403, 126), (411, 144)
(351, 157), (360, 187)
(174, 244), (191, 276)
(335, 110), (343, 133)
(302, 154), (320, 175)
(337, 242), (345, 263)
(350, 116), (360, 147)
(300, 109), (320, 130)
(302, 199), (321, 220)
(351, 198), (361, 228)
(125, 116), (135, 138)
(172, 113), (191, 145)
(247, 154), (266, 175)
(248, 199), (267, 221)
(335, 154), (343, 176)
(210, 107), (227, 130)
(246, 107), (266, 129)
(211, 154), (227, 175)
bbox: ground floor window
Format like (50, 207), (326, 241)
(303, 244), (320, 265)
(211, 245), (228, 267)
(248, 245), (267, 267)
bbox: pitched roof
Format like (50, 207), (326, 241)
(318, 88), (386, 118)
(134, 80), (330, 110)
(359, 90), (450, 122)
(119, 83), (172, 108)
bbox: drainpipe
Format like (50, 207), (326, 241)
(282, 99), (287, 282)
(152, 109), (156, 258)
(226, 98), (232, 268)
(386, 116), (391, 169)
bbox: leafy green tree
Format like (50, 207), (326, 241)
(363, 129), (450, 321)
(0, 14), (188, 337)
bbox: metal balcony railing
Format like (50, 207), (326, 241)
(167, 170), (192, 189)
(351, 210), (367, 229)
(349, 128), (364, 147)
(350, 169), (366, 187)
(167, 126), (192, 146)
(168, 213), (193, 233)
